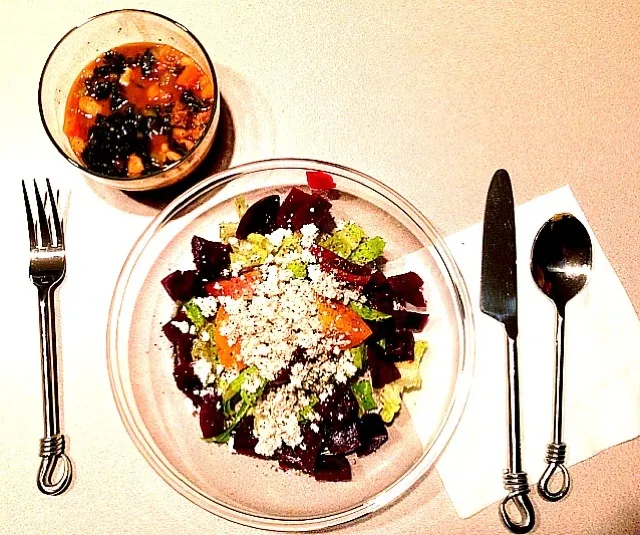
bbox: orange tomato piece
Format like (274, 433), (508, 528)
(176, 64), (202, 88)
(213, 307), (245, 370)
(205, 270), (261, 299)
(316, 298), (372, 348)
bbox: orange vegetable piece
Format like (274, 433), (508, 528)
(176, 64), (201, 88)
(205, 270), (261, 299)
(316, 298), (372, 348)
(213, 307), (245, 370)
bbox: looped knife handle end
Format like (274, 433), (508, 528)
(538, 442), (570, 502)
(500, 471), (535, 534)
(37, 434), (72, 496)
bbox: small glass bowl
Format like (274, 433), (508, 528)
(107, 158), (475, 530)
(38, 9), (220, 191)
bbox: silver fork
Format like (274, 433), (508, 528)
(22, 179), (72, 496)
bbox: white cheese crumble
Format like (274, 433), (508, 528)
(192, 296), (219, 318)
(193, 359), (213, 385)
(253, 386), (304, 456)
(266, 227), (292, 248)
(171, 321), (189, 334)
(300, 223), (319, 249)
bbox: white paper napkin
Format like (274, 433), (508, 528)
(432, 185), (640, 519)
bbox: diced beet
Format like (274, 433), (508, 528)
(309, 244), (372, 286)
(231, 416), (262, 457)
(161, 269), (198, 302)
(173, 360), (202, 406)
(162, 320), (186, 345)
(367, 344), (401, 388)
(199, 392), (225, 439)
(363, 271), (395, 314)
(314, 454), (352, 482)
(356, 414), (388, 457)
(278, 425), (323, 474)
(325, 421), (360, 455)
(316, 384), (359, 430)
(306, 170), (336, 190)
(387, 272), (426, 308)
(236, 195), (280, 239)
(276, 187), (313, 230)
(384, 329), (415, 362)
(365, 317), (396, 343)
(392, 310), (430, 332)
(276, 187), (336, 232)
(191, 236), (231, 279)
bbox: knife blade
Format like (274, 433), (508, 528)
(480, 169), (535, 534)
(480, 168), (518, 339)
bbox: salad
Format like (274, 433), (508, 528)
(161, 172), (430, 482)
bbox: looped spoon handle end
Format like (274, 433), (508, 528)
(37, 434), (72, 496)
(538, 442), (570, 502)
(500, 471), (535, 534)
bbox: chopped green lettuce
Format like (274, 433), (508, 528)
(276, 232), (302, 258)
(348, 236), (385, 265)
(219, 222), (238, 242)
(287, 260), (307, 279)
(230, 233), (275, 268)
(348, 301), (391, 321)
(184, 299), (206, 330)
(319, 223), (365, 258)
(351, 380), (377, 412)
(191, 324), (218, 365)
(376, 340), (429, 422)
(222, 365), (260, 403)
(207, 382), (265, 444)
(235, 196), (248, 218)
(350, 344), (366, 369)
(378, 383), (402, 423)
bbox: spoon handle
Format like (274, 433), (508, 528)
(538, 310), (571, 501)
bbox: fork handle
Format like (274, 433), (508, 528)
(36, 286), (72, 495)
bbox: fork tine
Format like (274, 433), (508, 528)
(33, 180), (52, 248)
(22, 180), (37, 249)
(46, 179), (64, 248)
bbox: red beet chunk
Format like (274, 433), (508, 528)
(367, 344), (401, 388)
(309, 244), (372, 286)
(199, 392), (225, 439)
(387, 272), (426, 308)
(236, 195), (280, 239)
(173, 360), (203, 407)
(363, 271), (395, 314)
(231, 416), (263, 457)
(356, 414), (388, 457)
(276, 187), (335, 232)
(278, 425), (323, 474)
(191, 236), (231, 279)
(161, 269), (198, 302)
(306, 170), (336, 190)
(325, 421), (360, 455)
(392, 310), (430, 332)
(365, 317), (396, 343)
(384, 329), (415, 362)
(316, 384), (360, 430)
(314, 454), (352, 482)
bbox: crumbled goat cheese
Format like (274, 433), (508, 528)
(171, 321), (189, 334)
(192, 296), (218, 318)
(189, 324), (197, 335)
(253, 386), (304, 456)
(200, 330), (211, 342)
(193, 359), (213, 385)
(241, 372), (263, 394)
(266, 227), (292, 248)
(300, 223), (319, 249)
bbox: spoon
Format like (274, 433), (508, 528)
(531, 213), (593, 502)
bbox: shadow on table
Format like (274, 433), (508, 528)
(83, 94), (236, 216)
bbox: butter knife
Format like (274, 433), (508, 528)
(480, 169), (535, 533)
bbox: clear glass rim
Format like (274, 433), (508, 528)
(106, 157), (476, 531)
(37, 8), (220, 183)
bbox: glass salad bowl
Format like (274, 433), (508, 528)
(107, 158), (475, 530)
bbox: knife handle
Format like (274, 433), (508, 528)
(500, 471), (535, 534)
(538, 442), (570, 501)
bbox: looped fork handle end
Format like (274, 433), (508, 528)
(538, 442), (570, 502)
(500, 471), (535, 534)
(37, 435), (72, 496)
